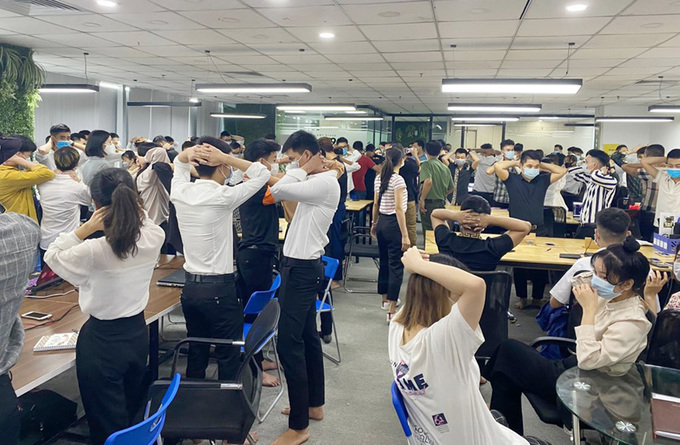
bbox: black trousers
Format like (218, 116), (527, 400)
(376, 214), (404, 302)
(76, 313), (148, 445)
(514, 224), (549, 301)
(0, 373), (19, 445)
(180, 275), (242, 381)
(482, 339), (576, 435)
(639, 210), (657, 242)
(236, 247), (275, 308)
(277, 256), (325, 430)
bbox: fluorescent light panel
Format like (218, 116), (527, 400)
(649, 105), (680, 113)
(453, 124), (498, 127)
(127, 101), (202, 107)
(447, 103), (541, 112)
(442, 78), (582, 94)
(595, 116), (674, 123)
(196, 83), (311, 94)
(39, 84), (99, 93)
(277, 104), (356, 111)
(210, 113), (266, 119)
(451, 116), (519, 122)
(324, 116), (383, 121)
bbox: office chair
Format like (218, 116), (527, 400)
(317, 256), (341, 364)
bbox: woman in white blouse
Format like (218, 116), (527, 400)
(388, 247), (536, 445)
(483, 236), (657, 435)
(45, 168), (164, 445)
(371, 146), (409, 322)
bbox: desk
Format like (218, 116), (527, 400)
(556, 364), (680, 445)
(445, 204), (580, 225)
(425, 231), (675, 271)
(345, 199), (373, 213)
(12, 255), (185, 396)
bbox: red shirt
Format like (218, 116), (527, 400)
(352, 155), (376, 192)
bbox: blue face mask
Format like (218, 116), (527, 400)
(504, 151), (516, 160)
(590, 274), (621, 300)
(523, 167), (540, 180)
(667, 168), (680, 179)
(342, 148), (348, 155)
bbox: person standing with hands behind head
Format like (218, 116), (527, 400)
(640, 147), (680, 232)
(487, 139), (517, 209)
(269, 130), (340, 445)
(171, 137), (270, 383)
(81, 130), (113, 186)
(419, 141), (454, 235)
(573, 149), (618, 239)
(372, 147), (410, 322)
(45, 168), (165, 445)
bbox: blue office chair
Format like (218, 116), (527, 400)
(104, 373), (181, 445)
(316, 256), (341, 364)
(243, 272), (283, 422)
(391, 381), (414, 444)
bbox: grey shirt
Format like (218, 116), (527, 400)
(81, 157), (111, 187)
(0, 213), (40, 375)
(472, 155), (500, 194)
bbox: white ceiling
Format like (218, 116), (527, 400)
(2, 0), (680, 113)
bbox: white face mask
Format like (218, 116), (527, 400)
(288, 160), (299, 170)
(106, 143), (116, 153)
(219, 165), (232, 185)
(270, 162), (279, 175)
(674, 261), (680, 282)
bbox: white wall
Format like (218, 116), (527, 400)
(506, 121), (595, 153)
(34, 72), (223, 145)
(598, 105), (655, 151)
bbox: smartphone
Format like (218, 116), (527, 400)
(22, 311), (52, 321)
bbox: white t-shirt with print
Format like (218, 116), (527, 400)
(388, 304), (528, 445)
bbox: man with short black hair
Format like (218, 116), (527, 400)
(36, 123), (80, 170)
(171, 136), (270, 382)
(431, 196), (531, 272)
(270, 130), (340, 445)
(470, 142), (498, 203)
(0, 136), (54, 221)
(553, 144), (565, 165)
(574, 149), (618, 238)
(641, 146), (680, 231)
(441, 148), (472, 205)
(488, 139), (516, 209)
(419, 140), (454, 235)
(0, 212), (40, 445)
(412, 139), (426, 162)
(623, 144), (664, 241)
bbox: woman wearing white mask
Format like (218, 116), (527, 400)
(81, 130), (115, 186)
(121, 150), (139, 177)
(483, 236), (660, 435)
(135, 147), (172, 252)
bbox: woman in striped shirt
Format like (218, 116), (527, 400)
(371, 147), (410, 322)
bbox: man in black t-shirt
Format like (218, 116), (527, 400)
(493, 150), (567, 309)
(400, 148), (420, 246)
(431, 196), (531, 271)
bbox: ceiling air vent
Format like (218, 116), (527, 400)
(634, 79), (678, 86)
(1, 0), (83, 14)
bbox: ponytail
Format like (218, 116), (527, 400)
(378, 147), (404, 204)
(90, 168), (144, 260)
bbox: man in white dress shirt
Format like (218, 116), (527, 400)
(270, 131), (340, 445)
(170, 136), (270, 381)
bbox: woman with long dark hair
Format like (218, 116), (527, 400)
(81, 130), (113, 186)
(371, 146), (409, 322)
(135, 147), (171, 227)
(44, 168), (164, 445)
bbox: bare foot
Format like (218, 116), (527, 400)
(331, 280), (342, 290)
(480, 376), (487, 385)
(530, 298), (543, 308)
(515, 300), (527, 310)
(262, 360), (278, 371)
(280, 406), (324, 421)
(263, 372), (281, 387)
(270, 428), (309, 445)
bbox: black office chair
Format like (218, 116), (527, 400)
(474, 271), (513, 363)
(644, 309), (680, 370)
(148, 300), (280, 445)
(342, 229), (380, 292)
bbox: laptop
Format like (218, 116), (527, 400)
(157, 269), (186, 288)
(26, 263), (63, 295)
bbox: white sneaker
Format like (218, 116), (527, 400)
(381, 301), (389, 310)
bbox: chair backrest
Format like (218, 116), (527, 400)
(645, 309), (680, 370)
(244, 273), (280, 316)
(474, 271), (512, 359)
(269, 272), (281, 292)
(321, 256), (339, 281)
(104, 373), (181, 445)
(242, 300), (281, 365)
(390, 381), (412, 438)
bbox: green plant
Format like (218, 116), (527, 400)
(0, 45), (44, 137)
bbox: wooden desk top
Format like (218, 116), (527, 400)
(425, 230), (675, 270)
(345, 200), (373, 212)
(445, 205), (580, 225)
(12, 255), (185, 396)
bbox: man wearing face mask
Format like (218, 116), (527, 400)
(441, 148), (473, 205)
(270, 131), (340, 445)
(36, 123), (81, 171)
(487, 139), (518, 209)
(170, 136), (270, 382)
(494, 150), (567, 309)
(640, 148), (680, 232)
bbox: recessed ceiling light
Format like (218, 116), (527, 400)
(451, 116), (519, 122)
(189, 97), (199, 103)
(210, 113), (266, 119)
(566, 4), (588, 12)
(97, 0), (118, 7)
(442, 78), (582, 94)
(649, 105), (680, 113)
(319, 32), (335, 39)
(277, 104), (355, 111)
(378, 11), (401, 18)
(595, 116), (674, 123)
(324, 115), (383, 121)
(196, 83), (312, 94)
(447, 103), (541, 113)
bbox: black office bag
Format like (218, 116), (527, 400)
(18, 390), (78, 443)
